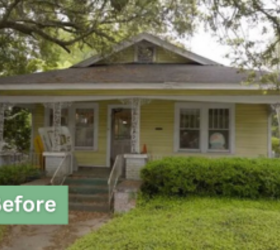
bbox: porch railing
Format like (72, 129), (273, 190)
(50, 152), (72, 185)
(0, 151), (43, 168)
(108, 154), (124, 206)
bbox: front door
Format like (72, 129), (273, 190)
(110, 108), (131, 166)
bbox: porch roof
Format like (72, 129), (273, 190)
(0, 64), (265, 86)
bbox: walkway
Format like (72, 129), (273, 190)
(1, 211), (110, 250)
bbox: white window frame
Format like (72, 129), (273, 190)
(174, 102), (235, 154)
(44, 102), (99, 151)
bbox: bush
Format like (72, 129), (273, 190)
(141, 157), (280, 199)
(272, 137), (280, 155)
(0, 163), (44, 185)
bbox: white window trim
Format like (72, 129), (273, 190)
(174, 102), (235, 154)
(44, 103), (99, 151)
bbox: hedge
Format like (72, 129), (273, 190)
(140, 157), (280, 199)
(0, 163), (43, 185)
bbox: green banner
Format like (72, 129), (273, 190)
(0, 186), (68, 225)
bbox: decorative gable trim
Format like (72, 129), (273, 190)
(72, 33), (219, 68)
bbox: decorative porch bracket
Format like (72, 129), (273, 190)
(43, 102), (72, 152)
(0, 103), (14, 152)
(120, 98), (150, 154)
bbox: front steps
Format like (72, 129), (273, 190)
(65, 167), (111, 213)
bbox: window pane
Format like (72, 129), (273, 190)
(209, 130), (229, 150)
(209, 109), (229, 129)
(114, 109), (131, 140)
(208, 108), (230, 150)
(180, 109), (200, 129)
(179, 109), (200, 149)
(75, 109), (94, 147)
(180, 130), (200, 149)
(49, 109), (68, 126)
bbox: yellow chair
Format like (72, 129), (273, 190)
(34, 135), (45, 170)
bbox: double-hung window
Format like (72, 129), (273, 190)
(175, 103), (235, 153)
(45, 103), (98, 151)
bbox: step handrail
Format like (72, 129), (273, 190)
(50, 152), (72, 185)
(108, 154), (124, 206)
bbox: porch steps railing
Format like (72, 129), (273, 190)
(108, 154), (124, 207)
(50, 152), (72, 185)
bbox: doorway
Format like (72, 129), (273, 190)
(109, 107), (131, 166)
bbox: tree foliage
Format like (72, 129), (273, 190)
(4, 107), (31, 152)
(1, 0), (279, 77)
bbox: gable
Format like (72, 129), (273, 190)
(96, 42), (195, 65)
(72, 33), (219, 68)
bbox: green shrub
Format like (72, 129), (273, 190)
(141, 157), (280, 199)
(0, 163), (44, 185)
(272, 137), (280, 155)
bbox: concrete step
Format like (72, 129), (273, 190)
(69, 185), (108, 195)
(64, 177), (108, 186)
(69, 201), (110, 213)
(72, 167), (111, 178)
(69, 193), (108, 203)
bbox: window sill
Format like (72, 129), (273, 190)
(176, 150), (233, 155)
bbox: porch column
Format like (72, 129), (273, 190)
(120, 98), (150, 153)
(120, 98), (150, 180)
(43, 102), (71, 152)
(0, 103), (13, 152)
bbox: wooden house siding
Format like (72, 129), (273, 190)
(96, 45), (197, 64)
(32, 100), (269, 167)
(156, 47), (191, 63)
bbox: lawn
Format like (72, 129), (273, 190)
(69, 197), (280, 250)
(0, 226), (6, 244)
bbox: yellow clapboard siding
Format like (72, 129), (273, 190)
(235, 104), (268, 157)
(31, 100), (269, 167)
(96, 45), (191, 64)
(98, 46), (135, 64)
(33, 104), (44, 139)
(156, 47), (190, 63)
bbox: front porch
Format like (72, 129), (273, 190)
(0, 94), (275, 212)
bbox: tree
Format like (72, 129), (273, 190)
(0, 0), (199, 75)
(4, 107), (31, 152)
(201, 0), (280, 85)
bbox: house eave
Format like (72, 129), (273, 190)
(0, 82), (270, 91)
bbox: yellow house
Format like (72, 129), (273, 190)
(0, 33), (276, 177)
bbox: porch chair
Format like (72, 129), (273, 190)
(38, 126), (78, 172)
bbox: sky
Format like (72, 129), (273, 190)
(187, 31), (231, 66)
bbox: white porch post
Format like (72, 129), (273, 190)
(120, 98), (150, 153)
(120, 98), (150, 180)
(131, 99), (141, 154)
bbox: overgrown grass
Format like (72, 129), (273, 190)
(0, 226), (6, 244)
(69, 196), (280, 250)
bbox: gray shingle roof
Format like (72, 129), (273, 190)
(0, 64), (253, 85)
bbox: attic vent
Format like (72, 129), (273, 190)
(136, 43), (155, 63)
